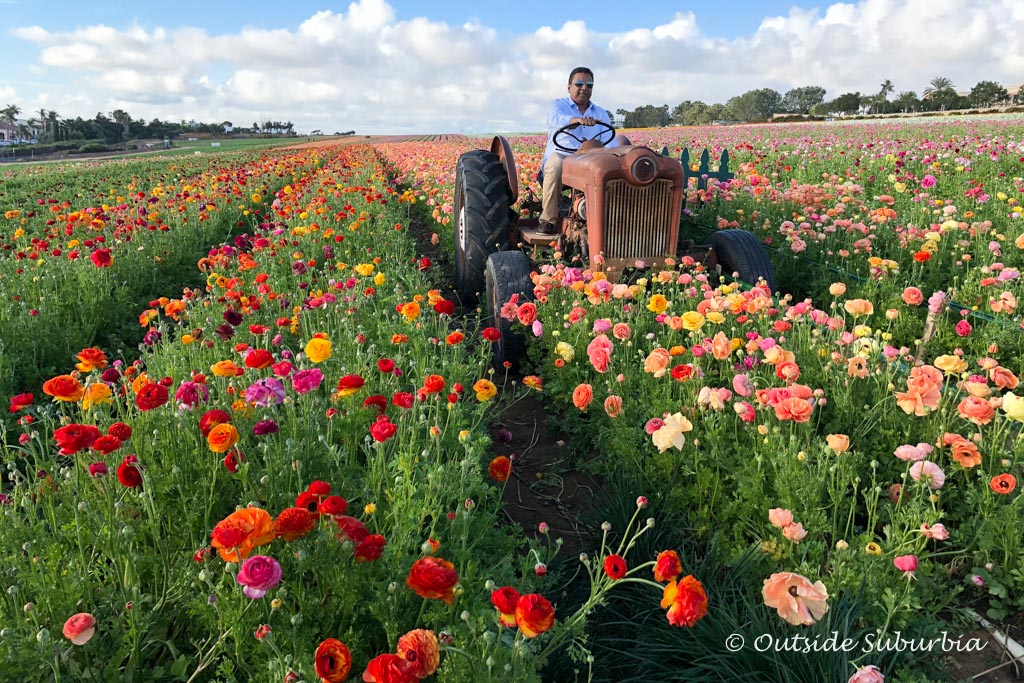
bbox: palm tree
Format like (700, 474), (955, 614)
(922, 77), (954, 100)
(875, 79), (894, 113)
(1, 104), (20, 125)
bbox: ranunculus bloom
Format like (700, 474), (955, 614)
(62, 612), (96, 645)
(762, 572), (829, 626)
(354, 534), (386, 562)
(908, 460), (945, 490)
(893, 442), (932, 462)
(314, 638), (352, 683)
(515, 593), (555, 637)
(603, 395), (623, 418)
(491, 586), (521, 627)
(199, 409), (231, 437)
(75, 347), (108, 372)
(116, 454), (143, 488)
(941, 433), (982, 469)
(274, 507), (316, 541)
(362, 653), (416, 683)
(893, 555), (918, 576)
(843, 299), (874, 317)
(54, 423), (103, 455)
(894, 365), (943, 416)
(211, 507), (275, 562)
(304, 337), (332, 363)
(43, 374), (85, 402)
(245, 377), (286, 407)
(587, 334), (614, 373)
(774, 396), (813, 422)
(88, 462), (108, 477)
(612, 322), (631, 340)
(732, 373), (754, 397)
(661, 575), (708, 627)
(604, 554), (628, 580)
(473, 379), (497, 401)
(643, 348), (672, 377)
(236, 555), (283, 598)
(901, 287), (923, 306)
(369, 415), (397, 443)
(651, 412), (693, 452)
(207, 422), (240, 453)
(396, 629), (440, 678)
(8, 392), (34, 412)
(572, 383), (594, 411)
(135, 382), (169, 412)
(336, 515), (370, 543)
(488, 455), (511, 483)
(335, 374), (365, 397)
(406, 557), (459, 604)
(1004, 393), (1024, 422)
(654, 550), (683, 583)
(783, 522), (807, 542)
(826, 434), (850, 453)
(957, 396), (995, 425)
(920, 523), (949, 541)
(768, 508), (794, 528)
(848, 664), (886, 683)
(291, 368), (324, 394)
(990, 473), (1017, 495)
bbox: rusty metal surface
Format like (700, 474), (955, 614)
(600, 179), (675, 260)
(489, 135), (519, 204)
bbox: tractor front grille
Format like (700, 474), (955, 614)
(602, 179), (674, 259)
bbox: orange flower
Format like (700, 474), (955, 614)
(210, 507), (275, 562)
(273, 507), (316, 541)
(314, 638), (352, 683)
(843, 299), (874, 317)
(572, 383), (594, 411)
(990, 366), (1019, 390)
(957, 396), (995, 425)
(207, 422), (240, 453)
(660, 575), (708, 627)
(643, 348), (671, 377)
(75, 348), (108, 373)
(894, 364), (943, 416)
(990, 474), (1016, 495)
(42, 374), (85, 402)
(940, 433), (982, 469)
(522, 375), (544, 391)
(603, 395), (623, 418)
(773, 396), (813, 422)
(406, 556), (459, 604)
(473, 379), (497, 401)
(825, 434), (850, 453)
(711, 332), (732, 360)
(488, 455), (511, 483)
(653, 550), (683, 583)
(362, 654), (416, 683)
(421, 374), (446, 395)
(762, 572), (828, 626)
(515, 593), (555, 637)
(396, 629), (440, 678)
(210, 360), (242, 378)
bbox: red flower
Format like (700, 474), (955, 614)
(362, 394), (388, 414)
(377, 358), (396, 373)
(433, 299), (455, 316)
(603, 554), (628, 580)
(362, 653), (416, 683)
(369, 415), (397, 443)
(421, 374), (445, 394)
(314, 638), (352, 683)
(90, 248), (113, 268)
(661, 575), (708, 627)
(245, 349), (274, 369)
(336, 515), (369, 543)
(653, 550), (683, 583)
(53, 423), (102, 455)
(354, 534), (386, 562)
(391, 392), (414, 409)
(488, 455), (511, 483)
(199, 409), (232, 437)
(223, 449), (245, 473)
(515, 593), (555, 637)
(320, 495), (348, 516)
(481, 327), (501, 342)
(990, 474), (1017, 495)
(8, 392), (34, 412)
(406, 556), (459, 604)
(117, 454), (143, 488)
(335, 374), (365, 397)
(490, 586), (521, 627)
(135, 382), (169, 411)
(107, 422), (132, 441)
(91, 434), (122, 455)
(274, 507), (316, 541)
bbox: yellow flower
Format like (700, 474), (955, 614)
(647, 294), (669, 314)
(865, 542), (882, 556)
(522, 375), (544, 391)
(364, 503), (377, 515)
(473, 379), (497, 401)
(934, 355), (968, 374)
(374, 273), (386, 286)
(1003, 393), (1024, 422)
(81, 383), (113, 410)
(681, 311), (705, 331)
(555, 342), (575, 362)
(401, 302), (421, 321)
(706, 311), (725, 324)
(251, 193), (262, 204)
(304, 337), (332, 363)
(354, 263), (375, 277)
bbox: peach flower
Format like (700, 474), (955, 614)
(782, 523), (807, 542)
(572, 384), (594, 411)
(774, 396), (813, 422)
(762, 572), (829, 626)
(826, 434), (850, 453)
(844, 299), (874, 317)
(901, 287), (924, 306)
(63, 613), (96, 645)
(767, 508), (794, 528)
(586, 334), (614, 374)
(711, 332), (732, 360)
(603, 395), (623, 418)
(643, 348), (672, 377)
(957, 396), (995, 425)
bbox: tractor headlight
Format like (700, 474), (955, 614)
(630, 155), (657, 184)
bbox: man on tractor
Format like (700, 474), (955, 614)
(539, 66), (619, 234)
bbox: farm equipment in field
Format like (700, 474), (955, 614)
(453, 122), (775, 368)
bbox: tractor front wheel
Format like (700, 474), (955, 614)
(455, 150), (510, 305)
(484, 251), (534, 372)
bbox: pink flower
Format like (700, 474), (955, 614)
(901, 287), (923, 306)
(291, 368), (324, 395)
(644, 417), (665, 434)
(732, 373), (754, 397)
(586, 334), (614, 374)
(848, 664), (885, 683)
(955, 320), (972, 337)
(768, 508), (794, 528)
(921, 175), (937, 189)
(920, 523), (949, 541)
(927, 290), (947, 315)
(909, 460), (945, 489)
(236, 555), (283, 599)
(63, 613), (96, 645)
(893, 554), (918, 578)
(893, 443), (932, 462)
(782, 522), (807, 542)
(733, 401), (756, 422)
(593, 318), (612, 334)
(762, 572), (829, 626)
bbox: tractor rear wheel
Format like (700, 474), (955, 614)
(708, 229), (777, 293)
(484, 251), (534, 372)
(455, 150), (510, 305)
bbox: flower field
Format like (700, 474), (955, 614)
(1, 117), (1023, 682)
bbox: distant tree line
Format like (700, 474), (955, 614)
(614, 78), (1022, 127)
(0, 104), (300, 144)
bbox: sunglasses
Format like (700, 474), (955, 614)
(572, 81), (594, 88)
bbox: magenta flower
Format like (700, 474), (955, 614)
(921, 175), (937, 189)
(245, 378), (286, 406)
(291, 368), (324, 395)
(236, 555), (283, 599)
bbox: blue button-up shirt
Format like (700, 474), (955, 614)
(542, 97), (618, 166)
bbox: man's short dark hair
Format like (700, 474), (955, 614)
(568, 66), (594, 84)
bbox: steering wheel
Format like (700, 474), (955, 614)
(553, 120), (616, 153)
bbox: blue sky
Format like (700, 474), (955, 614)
(2, 0), (1021, 134)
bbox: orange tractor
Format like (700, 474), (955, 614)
(454, 122), (775, 367)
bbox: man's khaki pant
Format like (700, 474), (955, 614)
(540, 153), (566, 224)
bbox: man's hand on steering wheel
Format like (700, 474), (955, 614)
(553, 119), (616, 154)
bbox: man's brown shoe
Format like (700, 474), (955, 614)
(537, 220), (558, 235)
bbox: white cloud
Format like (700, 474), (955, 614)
(8, 0), (1024, 134)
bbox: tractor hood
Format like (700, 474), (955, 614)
(561, 145), (685, 192)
